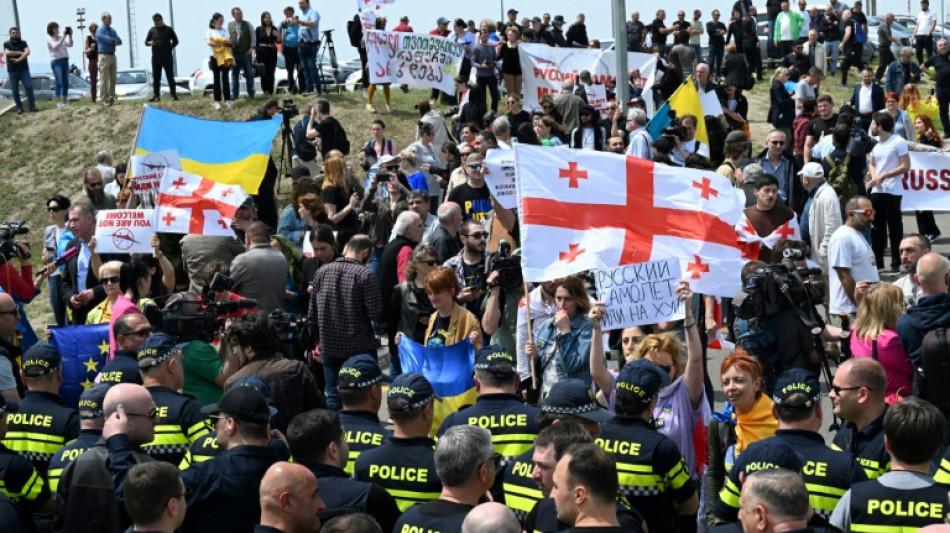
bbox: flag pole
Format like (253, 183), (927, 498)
(523, 282), (537, 390)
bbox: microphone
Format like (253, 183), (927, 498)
(36, 247), (79, 277)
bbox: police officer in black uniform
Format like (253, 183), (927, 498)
(714, 437), (805, 527)
(354, 372), (443, 512)
(286, 408), (401, 532)
(829, 358), (890, 480)
(830, 397), (948, 532)
(0, 395), (53, 518)
(137, 333), (212, 465)
(47, 383), (110, 492)
(98, 314), (150, 385)
(1, 344), (79, 478)
(501, 378), (612, 523)
(394, 425), (496, 532)
(716, 369), (867, 523)
(597, 359), (698, 533)
(337, 354), (392, 475)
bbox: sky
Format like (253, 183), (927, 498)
(6, 0), (947, 77)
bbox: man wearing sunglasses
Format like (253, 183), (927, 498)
(0, 294), (23, 403)
(444, 220), (491, 315)
(754, 130), (804, 211)
(393, 425), (497, 533)
(447, 153), (492, 223)
(828, 355), (889, 481)
(98, 313), (150, 386)
(56, 383), (156, 533)
(828, 195), (879, 321)
(77, 167), (117, 211)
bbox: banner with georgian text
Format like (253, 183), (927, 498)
(365, 30), (464, 93)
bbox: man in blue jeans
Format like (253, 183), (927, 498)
(3, 27), (38, 114)
(228, 7), (255, 100)
(296, 0), (321, 95)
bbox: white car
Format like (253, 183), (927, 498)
(115, 69), (193, 100)
(190, 54), (337, 96)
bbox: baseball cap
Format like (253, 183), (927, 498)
(137, 333), (188, 369)
(797, 162), (825, 179)
(474, 345), (517, 377)
(437, 17), (450, 25)
(541, 379), (612, 423)
(229, 375), (274, 401)
(0, 395), (18, 414)
(22, 344), (62, 377)
(531, 16), (542, 23)
(734, 438), (804, 481)
(507, 8), (518, 15)
(388, 372), (437, 413)
(339, 354), (391, 389)
(78, 383), (111, 419)
(615, 358), (670, 402)
(290, 165), (311, 179)
(201, 385), (274, 424)
(378, 154), (402, 168)
(772, 369), (821, 408)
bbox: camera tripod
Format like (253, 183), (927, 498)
(316, 29), (339, 94)
(276, 115), (295, 193)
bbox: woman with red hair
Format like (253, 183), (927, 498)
(705, 350), (778, 525)
(422, 266), (481, 349)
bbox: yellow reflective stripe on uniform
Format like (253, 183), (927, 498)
(178, 453), (192, 470)
(664, 458), (691, 490)
(47, 468), (63, 493)
(0, 468), (44, 501)
(804, 483), (846, 498)
(935, 458), (950, 484)
(385, 489), (441, 512)
(493, 439), (534, 458)
(345, 451), (360, 475)
(809, 494), (841, 514)
(719, 476), (741, 508)
(616, 462), (662, 490)
(503, 483), (542, 510)
(185, 420), (212, 442)
(830, 443), (843, 451)
(850, 524), (927, 533)
(3, 432), (64, 454)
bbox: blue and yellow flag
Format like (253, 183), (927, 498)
(397, 337), (476, 436)
(49, 324), (110, 408)
(132, 106), (281, 194)
(646, 76), (709, 146)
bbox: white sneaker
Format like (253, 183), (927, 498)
(56, 102), (64, 108)
(224, 101), (232, 108)
(384, 104), (392, 113)
(365, 103), (376, 113)
(213, 101), (222, 110)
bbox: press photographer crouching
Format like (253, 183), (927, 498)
(732, 241), (832, 393)
(223, 311), (325, 433)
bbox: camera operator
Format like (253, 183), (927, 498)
(224, 311), (325, 433)
(669, 114), (710, 167)
(306, 99), (350, 161)
(481, 244), (524, 356)
(0, 223), (36, 302)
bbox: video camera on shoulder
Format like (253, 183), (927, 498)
(0, 220), (29, 262)
(660, 110), (688, 141)
(733, 244), (824, 321)
(143, 289), (257, 343)
(484, 239), (524, 292)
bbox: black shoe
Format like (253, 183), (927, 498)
(149, 96), (160, 102)
(16, 109), (22, 115)
(28, 107), (38, 112)
(171, 95), (179, 101)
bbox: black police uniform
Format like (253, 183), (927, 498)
(178, 430), (291, 469)
(0, 442), (51, 513)
(340, 409), (392, 476)
(2, 391), (79, 477)
(831, 411), (890, 480)
(846, 474), (947, 532)
(143, 385), (212, 465)
(502, 446), (543, 522)
(353, 435), (442, 513)
(392, 499), (473, 533)
(97, 350), (143, 385)
(933, 445), (950, 484)
(716, 429), (867, 522)
(308, 463), (403, 533)
(0, 492), (28, 532)
(47, 428), (102, 492)
(180, 444), (281, 533)
(596, 416), (696, 533)
(525, 496), (646, 533)
(437, 393), (541, 463)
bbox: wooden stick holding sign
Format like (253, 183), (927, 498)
(523, 281), (538, 391)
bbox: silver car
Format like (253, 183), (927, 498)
(0, 72), (90, 101)
(115, 69), (193, 101)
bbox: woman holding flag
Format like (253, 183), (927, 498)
(525, 276), (593, 396)
(422, 266), (481, 349)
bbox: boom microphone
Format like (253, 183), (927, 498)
(36, 247), (79, 276)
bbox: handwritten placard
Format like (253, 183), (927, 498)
(594, 259), (684, 329)
(484, 149), (518, 209)
(94, 210), (156, 254)
(585, 84), (608, 110)
(130, 150), (181, 193)
(366, 30), (464, 93)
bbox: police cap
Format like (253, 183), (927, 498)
(474, 345), (516, 377)
(541, 378), (612, 423)
(229, 375), (274, 401)
(137, 333), (187, 369)
(388, 372), (437, 413)
(78, 383), (111, 419)
(615, 358), (670, 401)
(736, 438), (805, 481)
(22, 344), (62, 377)
(339, 354), (391, 389)
(773, 369), (821, 408)
(201, 385), (276, 424)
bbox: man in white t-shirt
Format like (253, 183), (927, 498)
(867, 111), (911, 271)
(828, 195), (879, 318)
(894, 234), (931, 306)
(913, 0), (938, 63)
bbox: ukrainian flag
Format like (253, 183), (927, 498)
(646, 76), (709, 146)
(48, 324), (110, 408)
(397, 337), (476, 436)
(132, 106), (281, 194)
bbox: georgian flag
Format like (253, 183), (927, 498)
(515, 145), (747, 297)
(154, 168), (249, 237)
(735, 211), (802, 260)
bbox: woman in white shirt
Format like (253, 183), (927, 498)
(47, 22), (73, 108)
(205, 13), (233, 109)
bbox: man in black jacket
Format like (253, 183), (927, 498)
(566, 14), (589, 47)
(144, 13), (178, 102)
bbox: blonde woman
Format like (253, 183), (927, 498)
(321, 156), (360, 246)
(86, 261), (123, 324)
(850, 283), (912, 403)
(898, 83), (939, 127)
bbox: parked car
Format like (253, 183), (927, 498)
(115, 69), (193, 100)
(0, 72), (90, 101)
(893, 14), (949, 42)
(190, 53), (344, 96)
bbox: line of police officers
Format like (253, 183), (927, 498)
(3, 323), (950, 532)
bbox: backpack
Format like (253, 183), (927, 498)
(824, 153), (857, 212)
(365, 138), (395, 157)
(294, 117), (317, 162)
(918, 325), (950, 413)
(347, 15), (363, 48)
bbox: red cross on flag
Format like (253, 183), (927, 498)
(154, 168), (249, 237)
(516, 145), (747, 297)
(734, 212), (802, 252)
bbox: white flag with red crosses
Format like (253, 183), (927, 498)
(154, 168), (248, 237)
(734, 212), (802, 260)
(516, 145), (746, 297)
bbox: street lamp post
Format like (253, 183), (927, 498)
(76, 8), (87, 74)
(168, 0), (177, 74)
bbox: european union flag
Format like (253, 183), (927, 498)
(49, 324), (110, 408)
(133, 106), (281, 194)
(398, 337), (477, 436)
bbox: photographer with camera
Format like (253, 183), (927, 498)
(0, 221), (36, 304)
(46, 22), (73, 108)
(481, 241), (523, 356)
(668, 114), (710, 167)
(305, 99), (350, 161)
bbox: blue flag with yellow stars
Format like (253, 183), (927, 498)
(48, 324), (111, 408)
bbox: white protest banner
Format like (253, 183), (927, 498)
(518, 44), (657, 115)
(94, 210), (156, 254)
(483, 149), (518, 209)
(358, 0), (395, 9)
(700, 89), (724, 117)
(359, 10), (376, 31)
(593, 259), (685, 330)
(899, 152), (950, 211)
(366, 30), (464, 93)
(130, 150), (181, 193)
(585, 84), (608, 110)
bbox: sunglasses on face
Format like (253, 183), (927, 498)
(101, 276), (120, 285)
(770, 140), (786, 146)
(127, 327), (153, 338)
(465, 231), (489, 239)
(126, 407), (159, 421)
(848, 209), (875, 217)
(422, 259), (440, 266)
(467, 163), (483, 170)
(47, 206), (62, 212)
